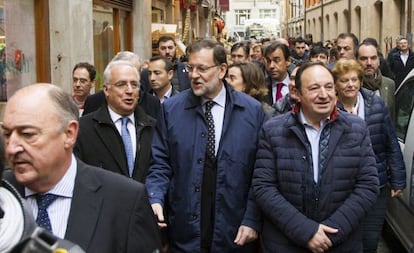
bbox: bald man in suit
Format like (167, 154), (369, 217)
(1, 83), (161, 253)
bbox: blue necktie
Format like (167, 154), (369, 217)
(121, 117), (134, 176)
(36, 193), (58, 232)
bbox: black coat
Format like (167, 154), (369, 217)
(74, 105), (155, 183)
(388, 50), (414, 88)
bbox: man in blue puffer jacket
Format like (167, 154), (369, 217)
(253, 62), (379, 252)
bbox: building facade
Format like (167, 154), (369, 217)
(284, 0), (305, 38)
(293, 0), (413, 56)
(224, 0), (284, 41)
(0, 0), (224, 118)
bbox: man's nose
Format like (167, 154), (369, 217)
(6, 133), (23, 155)
(319, 87), (328, 97)
(126, 83), (134, 92)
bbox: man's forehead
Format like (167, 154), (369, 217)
(189, 48), (214, 58)
(337, 38), (353, 46)
(303, 65), (332, 79)
(159, 41), (175, 47)
(268, 48), (284, 57)
(148, 60), (166, 70)
(358, 45), (377, 55)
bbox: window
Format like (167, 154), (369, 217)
(0, 0), (37, 101)
(234, 9), (250, 26)
(92, 4), (131, 90)
(395, 78), (414, 142)
(259, 9), (277, 19)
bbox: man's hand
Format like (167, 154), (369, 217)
(234, 225), (258, 246)
(151, 203), (167, 228)
(391, 189), (403, 197)
(307, 224), (338, 253)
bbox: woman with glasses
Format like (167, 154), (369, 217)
(332, 59), (406, 253)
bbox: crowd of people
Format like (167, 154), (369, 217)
(0, 32), (409, 253)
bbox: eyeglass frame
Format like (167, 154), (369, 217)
(184, 64), (218, 74)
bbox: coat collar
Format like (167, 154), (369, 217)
(92, 104), (155, 127)
(65, 159), (103, 251)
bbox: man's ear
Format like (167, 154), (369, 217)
(218, 63), (227, 80)
(103, 84), (110, 97)
(64, 120), (79, 149)
(168, 69), (174, 81)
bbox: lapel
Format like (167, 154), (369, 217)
(131, 106), (155, 181)
(92, 107), (129, 176)
(65, 160), (103, 251)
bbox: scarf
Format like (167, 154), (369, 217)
(362, 69), (382, 91)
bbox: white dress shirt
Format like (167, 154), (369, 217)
(108, 107), (137, 159)
(202, 85), (226, 156)
(272, 74), (290, 101)
(298, 110), (329, 183)
(25, 154), (77, 238)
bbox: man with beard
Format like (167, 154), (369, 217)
(146, 39), (265, 253)
(357, 41), (396, 120)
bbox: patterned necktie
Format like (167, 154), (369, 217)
(276, 82), (284, 101)
(205, 101), (216, 160)
(121, 117), (134, 176)
(36, 193), (58, 232)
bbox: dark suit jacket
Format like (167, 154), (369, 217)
(74, 105), (155, 183)
(388, 49), (414, 87)
(3, 159), (162, 253)
(82, 90), (161, 119)
(263, 75), (275, 106)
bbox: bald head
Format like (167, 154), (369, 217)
(7, 84), (79, 124)
(2, 83), (79, 192)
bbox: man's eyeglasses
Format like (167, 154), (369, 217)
(185, 64), (218, 74)
(112, 81), (140, 90)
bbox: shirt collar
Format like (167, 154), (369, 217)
(25, 154), (77, 198)
(298, 109), (329, 129)
(108, 106), (135, 124)
(272, 74), (290, 87)
(202, 83), (226, 108)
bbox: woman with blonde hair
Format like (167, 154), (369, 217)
(332, 58), (406, 253)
